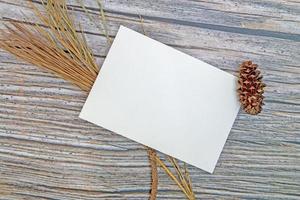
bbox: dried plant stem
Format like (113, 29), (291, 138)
(0, 0), (99, 92)
(0, 23), (96, 92)
(79, 0), (112, 45)
(96, 0), (112, 44)
(156, 156), (196, 200)
(147, 148), (158, 200)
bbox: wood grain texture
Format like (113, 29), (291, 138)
(0, 0), (299, 199)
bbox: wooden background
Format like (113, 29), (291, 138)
(0, 0), (299, 199)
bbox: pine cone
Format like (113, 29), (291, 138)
(238, 61), (266, 115)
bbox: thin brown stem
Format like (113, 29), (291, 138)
(147, 148), (158, 200)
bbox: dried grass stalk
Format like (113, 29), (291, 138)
(156, 156), (196, 200)
(79, 0), (112, 45)
(0, 0), (98, 92)
(147, 148), (158, 200)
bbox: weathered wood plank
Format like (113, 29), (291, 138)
(0, 0), (299, 199)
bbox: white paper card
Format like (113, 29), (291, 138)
(80, 26), (240, 173)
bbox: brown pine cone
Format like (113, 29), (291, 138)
(238, 61), (266, 115)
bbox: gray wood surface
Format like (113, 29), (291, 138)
(0, 0), (299, 199)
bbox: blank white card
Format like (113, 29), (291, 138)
(80, 26), (240, 173)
